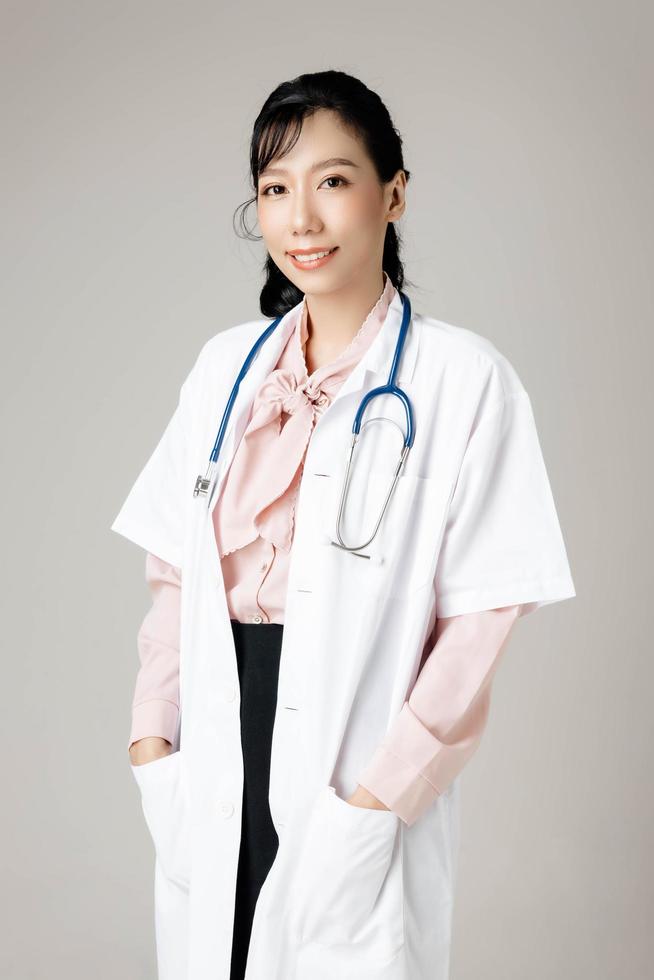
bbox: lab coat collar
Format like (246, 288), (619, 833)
(319, 284), (420, 415)
(353, 284), (419, 385)
(279, 281), (419, 391)
(205, 285), (419, 512)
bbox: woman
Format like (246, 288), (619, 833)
(112, 70), (576, 980)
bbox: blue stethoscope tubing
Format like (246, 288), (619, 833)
(193, 289), (415, 524)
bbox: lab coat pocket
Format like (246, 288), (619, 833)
(130, 750), (191, 891)
(319, 467), (450, 597)
(289, 785), (404, 956)
(374, 472), (451, 595)
(316, 469), (382, 598)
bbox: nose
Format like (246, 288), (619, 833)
(289, 184), (322, 237)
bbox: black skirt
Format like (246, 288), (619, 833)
(229, 619), (283, 980)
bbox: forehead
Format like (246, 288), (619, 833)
(258, 110), (368, 177)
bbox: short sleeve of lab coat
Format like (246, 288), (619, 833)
(433, 390), (576, 618)
(109, 356), (201, 568)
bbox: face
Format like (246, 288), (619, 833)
(256, 109), (406, 297)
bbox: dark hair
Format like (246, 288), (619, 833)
(233, 69), (412, 318)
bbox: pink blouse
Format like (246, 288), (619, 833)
(128, 272), (522, 826)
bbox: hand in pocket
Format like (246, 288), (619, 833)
(290, 785), (403, 951)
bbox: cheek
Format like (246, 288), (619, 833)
(257, 206), (285, 247)
(331, 191), (383, 240)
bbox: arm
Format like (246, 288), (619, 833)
(128, 552), (182, 766)
(348, 604), (521, 824)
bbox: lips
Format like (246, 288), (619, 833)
(287, 247), (339, 270)
(288, 247), (337, 260)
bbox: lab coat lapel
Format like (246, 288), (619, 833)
(205, 303), (302, 514)
(309, 288), (420, 462)
(320, 288), (418, 413)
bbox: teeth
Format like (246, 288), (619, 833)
(293, 249), (334, 262)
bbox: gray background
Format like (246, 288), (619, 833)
(2, 1), (651, 977)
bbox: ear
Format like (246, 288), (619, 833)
(386, 169), (407, 221)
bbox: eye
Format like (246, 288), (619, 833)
(259, 175), (350, 197)
(320, 175), (348, 189)
(260, 184), (285, 197)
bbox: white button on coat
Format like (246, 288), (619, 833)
(111, 290), (576, 980)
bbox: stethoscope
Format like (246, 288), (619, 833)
(194, 290), (415, 555)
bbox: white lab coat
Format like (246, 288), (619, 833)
(111, 289), (576, 980)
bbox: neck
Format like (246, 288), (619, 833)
(303, 270), (386, 364)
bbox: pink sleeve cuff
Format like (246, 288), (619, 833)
(358, 605), (521, 826)
(128, 698), (179, 751)
(357, 702), (445, 826)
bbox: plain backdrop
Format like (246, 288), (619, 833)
(1, 1), (651, 977)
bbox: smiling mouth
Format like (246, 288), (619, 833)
(287, 247), (339, 267)
(288, 251), (338, 262)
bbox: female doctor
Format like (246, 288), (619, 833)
(111, 70), (576, 980)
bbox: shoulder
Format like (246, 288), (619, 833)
(198, 316), (271, 364)
(182, 316), (272, 392)
(415, 310), (529, 406)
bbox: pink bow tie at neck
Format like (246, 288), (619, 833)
(212, 366), (339, 558)
(274, 371), (330, 416)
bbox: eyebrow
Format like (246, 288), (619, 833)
(258, 157), (361, 178)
